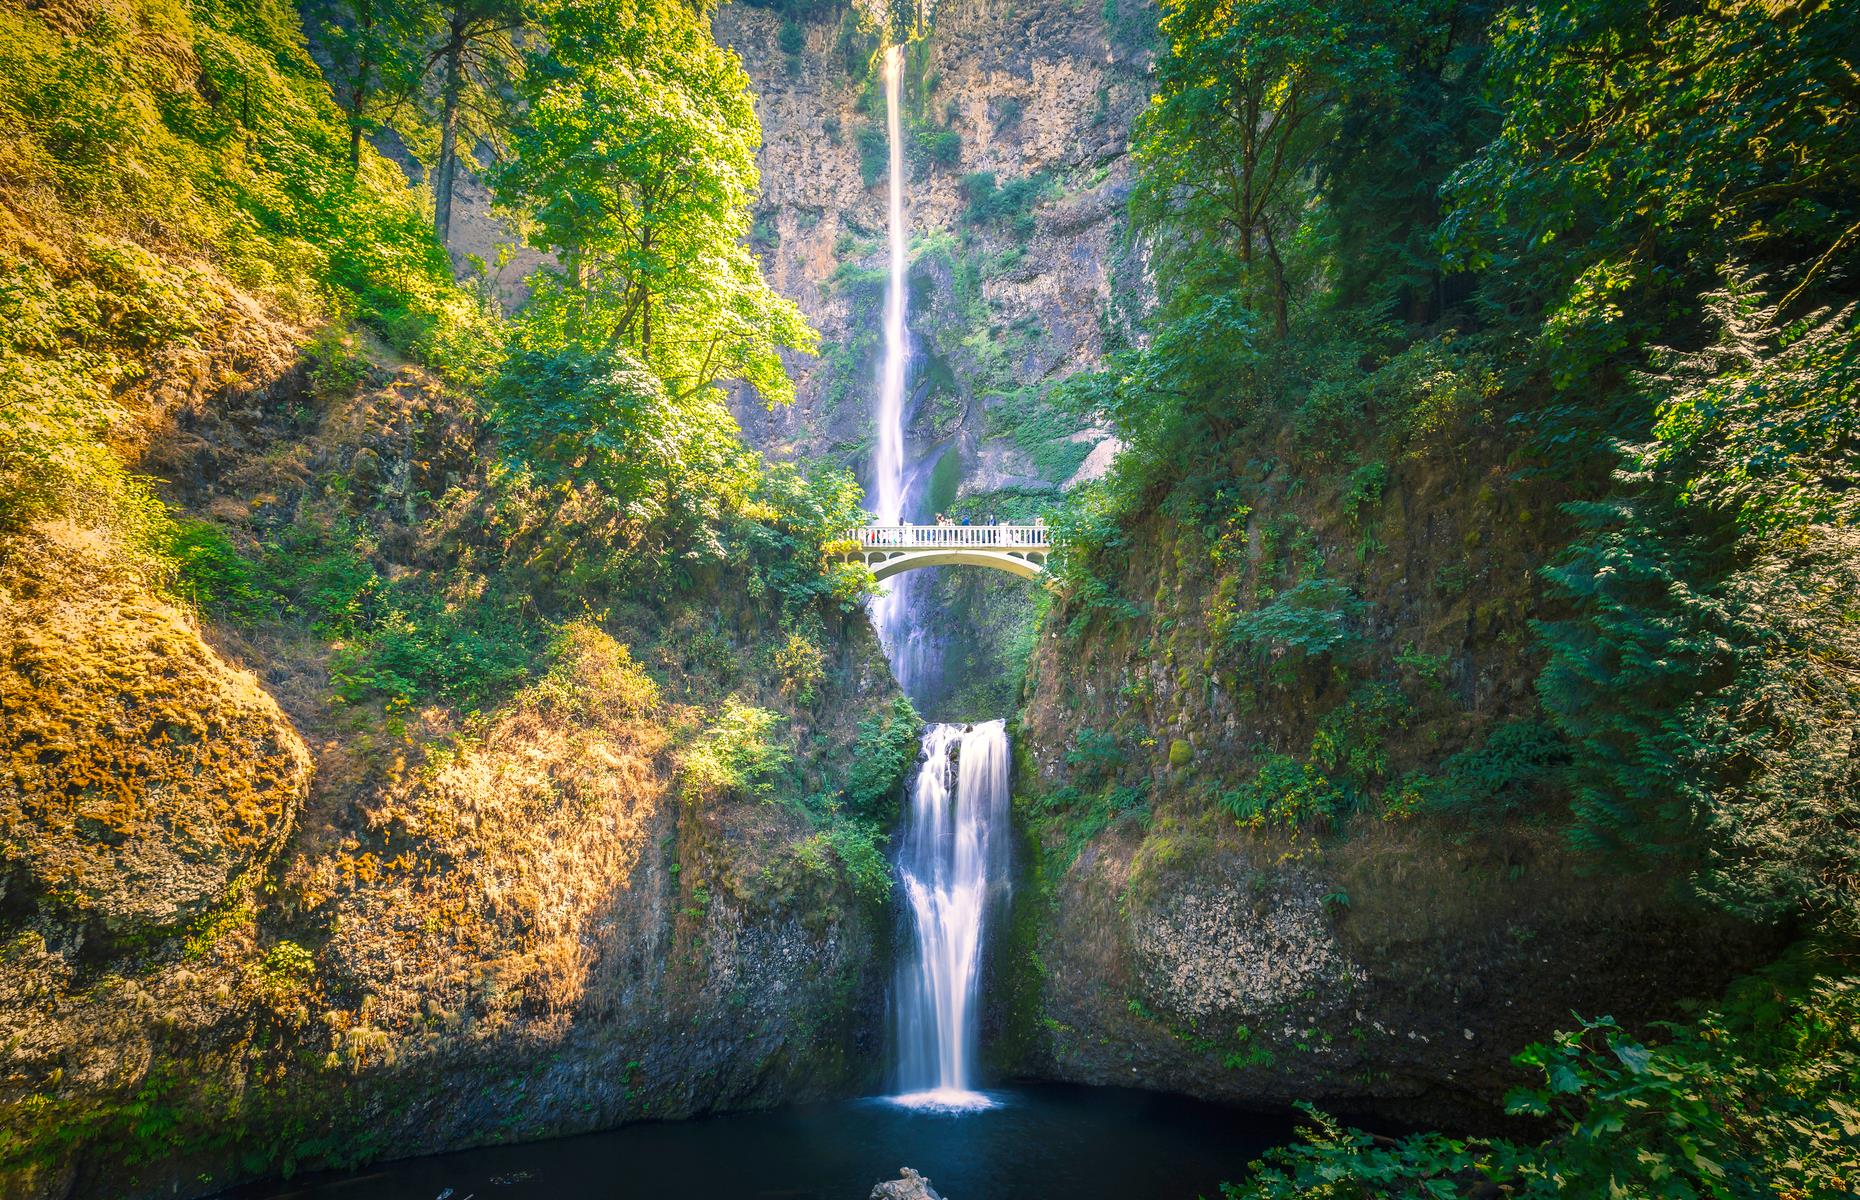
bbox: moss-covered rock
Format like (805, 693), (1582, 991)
(0, 525), (311, 930)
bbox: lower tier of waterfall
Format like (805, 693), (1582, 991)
(890, 719), (1012, 1110)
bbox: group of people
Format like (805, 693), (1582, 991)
(856, 515), (1049, 547)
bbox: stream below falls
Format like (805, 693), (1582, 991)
(232, 1084), (1303, 1199)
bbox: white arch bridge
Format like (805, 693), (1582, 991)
(833, 523), (1051, 580)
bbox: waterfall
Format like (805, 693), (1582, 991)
(870, 44), (927, 695)
(866, 44), (1010, 1112)
(891, 720), (1011, 1109)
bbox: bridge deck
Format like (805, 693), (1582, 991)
(847, 523), (1051, 551)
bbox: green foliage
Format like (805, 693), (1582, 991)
(1135, 0), (1399, 337)
(1024, 781), (1151, 870)
(681, 699), (791, 804)
(1310, 682), (1409, 788)
(489, 343), (754, 534)
(984, 392), (1096, 483)
(1409, 720), (1571, 818)
(843, 696), (923, 821)
(913, 126), (962, 170)
(856, 123), (889, 188)
(494, 0), (815, 406)
(1442, 0), (1857, 394)
(1225, 578), (1368, 667)
(960, 170), (1051, 238)
(777, 18), (804, 57)
(733, 462), (879, 616)
(1231, 952), (1860, 1200)
(793, 822), (894, 904)
(301, 0), (437, 170)
(253, 941), (317, 999)
(1219, 755), (1350, 830)
(1065, 728), (1127, 785)
(166, 521), (271, 624)
(0, 0), (488, 537)
(1539, 283), (1860, 931)
(1340, 461), (1386, 525)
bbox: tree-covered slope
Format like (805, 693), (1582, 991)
(0, 0), (917, 1196)
(1010, 0), (1860, 1190)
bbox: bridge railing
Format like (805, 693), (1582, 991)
(848, 523), (1051, 549)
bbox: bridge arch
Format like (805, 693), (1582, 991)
(856, 547), (1047, 580)
(833, 523), (1051, 580)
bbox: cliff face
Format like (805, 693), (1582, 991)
(989, 414), (1784, 1123)
(0, 287), (901, 1200)
(715, 0), (1149, 714)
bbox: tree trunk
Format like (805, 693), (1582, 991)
(433, 17), (465, 244)
(1262, 221), (1289, 339)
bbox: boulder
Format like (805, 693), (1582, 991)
(870, 1167), (944, 1200)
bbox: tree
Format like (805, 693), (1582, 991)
(495, 0), (812, 403)
(1442, 0), (1860, 391)
(427, 0), (524, 244)
(305, 0), (435, 172)
(1134, 0), (1394, 338)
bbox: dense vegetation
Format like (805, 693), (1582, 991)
(0, 0), (876, 727)
(1045, 0), (1858, 1192)
(0, 0), (915, 1187)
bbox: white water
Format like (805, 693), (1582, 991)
(870, 45), (924, 695)
(891, 721), (1011, 1110)
(866, 44), (1011, 1112)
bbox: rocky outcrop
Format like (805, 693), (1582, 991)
(0, 331), (905, 1200)
(872, 1167), (945, 1200)
(996, 424), (1786, 1124)
(1004, 814), (1777, 1125)
(0, 525), (312, 931)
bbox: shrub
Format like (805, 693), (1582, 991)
(961, 170), (1049, 238)
(1231, 957), (1860, 1200)
(843, 696), (922, 820)
(681, 700), (791, 804)
(1066, 728), (1126, 785)
(915, 127), (961, 169)
(857, 123), (889, 187)
(1219, 755), (1350, 829)
(1226, 578), (1369, 666)
(166, 520), (270, 623)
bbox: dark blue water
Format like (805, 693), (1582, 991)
(237, 1084), (1301, 1200)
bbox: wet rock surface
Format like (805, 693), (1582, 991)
(871, 1167), (945, 1200)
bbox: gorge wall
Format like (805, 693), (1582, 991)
(716, 0), (1151, 716)
(0, 332), (906, 1198)
(987, 395), (1785, 1123)
(724, 0), (1781, 1125)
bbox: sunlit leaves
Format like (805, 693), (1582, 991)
(495, 0), (815, 404)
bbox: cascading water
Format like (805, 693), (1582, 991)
(890, 721), (1011, 1109)
(869, 44), (926, 696)
(865, 44), (1011, 1111)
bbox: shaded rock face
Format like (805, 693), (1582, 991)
(1015, 819), (1778, 1126)
(992, 431), (1788, 1124)
(0, 526), (312, 931)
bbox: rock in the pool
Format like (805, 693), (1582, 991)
(870, 1167), (944, 1200)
